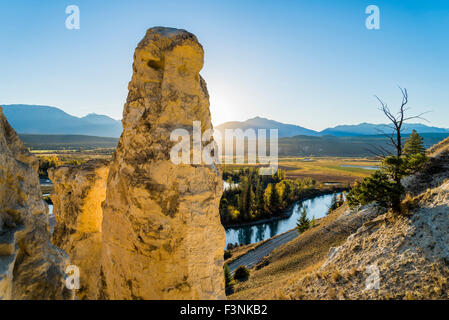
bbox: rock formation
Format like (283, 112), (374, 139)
(0, 107), (72, 300)
(100, 27), (225, 299)
(49, 159), (110, 299)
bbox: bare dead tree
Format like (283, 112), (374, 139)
(364, 143), (391, 158)
(356, 87), (430, 214)
(374, 87), (430, 158)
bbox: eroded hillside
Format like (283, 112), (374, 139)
(232, 137), (449, 300)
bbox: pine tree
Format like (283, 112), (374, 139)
(237, 177), (250, 221)
(279, 181), (291, 206)
(224, 264), (234, 288)
(255, 178), (265, 216)
(296, 206), (310, 233)
(403, 130), (426, 156)
(269, 183), (280, 212)
(248, 185), (256, 219)
(224, 264), (235, 294)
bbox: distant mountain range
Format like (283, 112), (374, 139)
(320, 122), (449, 136)
(277, 133), (449, 157)
(2, 105), (449, 139)
(1, 105), (122, 138)
(217, 117), (449, 137)
(215, 117), (319, 138)
(4, 106), (448, 156)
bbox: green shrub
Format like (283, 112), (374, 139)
(234, 265), (250, 281)
(224, 250), (232, 260)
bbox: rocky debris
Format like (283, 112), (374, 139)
(49, 159), (110, 299)
(0, 107), (72, 300)
(291, 181), (449, 300)
(100, 27), (225, 299)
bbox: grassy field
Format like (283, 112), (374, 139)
(221, 157), (380, 185)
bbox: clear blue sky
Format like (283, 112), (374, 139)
(1, 0), (448, 130)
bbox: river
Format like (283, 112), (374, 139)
(41, 179), (339, 245)
(340, 164), (379, 170)
(225, 193), (340, 246)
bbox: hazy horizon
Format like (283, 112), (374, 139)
(2, 103), (448, 133)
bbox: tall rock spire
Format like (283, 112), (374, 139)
(100, 27), (225, 299)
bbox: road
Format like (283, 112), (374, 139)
(228, 229), (299, 272)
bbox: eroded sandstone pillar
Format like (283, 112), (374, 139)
(0, 107), (72, 300)
(101, 27), (225, 299)
(49, 159), (110, 299)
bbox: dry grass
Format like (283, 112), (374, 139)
(225, 242), (267, 266)
(427, 136), (449, 157)
(228, 204), (362, 299)
(225, 228), (309, 265)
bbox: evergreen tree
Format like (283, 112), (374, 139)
(234, 265), (250, 280)
(278, 181), (291, 207)
(263, 184), (272, 213)
(237, 177), (249, 221)
(269, 183), (280, 212)
(219, 198), (229, 223)
(296, 206), (311, 233)
(255, 178), (265, 216)
(247, 184), (256, 219)
(347, 170), (403, 210)
(403, 130), (426, 156)
(310, 216), (317, 228)
(224, 264), (234, 288)
(263, 183), (280, 213)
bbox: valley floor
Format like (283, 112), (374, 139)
(222, 157), (379, 185)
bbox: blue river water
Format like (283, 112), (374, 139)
(225, 193), (340, 246)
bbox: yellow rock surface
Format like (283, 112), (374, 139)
(49, 159), (110, 299)
(0, 107), (72, 300)
(100, 27), (225, 299)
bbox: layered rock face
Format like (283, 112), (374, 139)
(49, 159), (110, 299)
(101, 27), (225, 299)
(0, 107), (72, 300)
